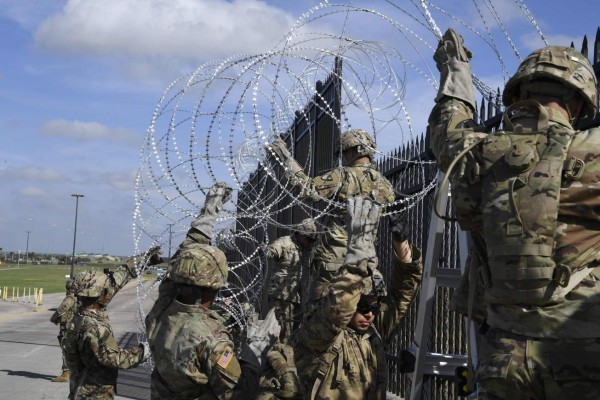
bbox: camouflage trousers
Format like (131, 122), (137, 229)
(58, 331), (69, 373)
(477, 328), (600, 400)
(267, 298), (301, 344)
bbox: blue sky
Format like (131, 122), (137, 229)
(1, 0), (598, 257)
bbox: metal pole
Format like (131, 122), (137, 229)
(25, 231), (31, 263)
(168, 223), (174, 259)
(70, 194), (84, 278)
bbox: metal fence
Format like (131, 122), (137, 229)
(235, 29), (600, 399)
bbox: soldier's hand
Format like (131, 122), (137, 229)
(240, 308), (281, 368)
(265, 136), (292, 162)
(204, 182), (233, 214)
(343, 196), (381, 274)
(433, 28), (472, 71)
(433, 28), (476, 109)
(346, 196), (381, 248)
(145, 246), (164, 266)
(388, 212), (409, 243)
(127, 245), (163, 273)
(139, 341), (151, 363)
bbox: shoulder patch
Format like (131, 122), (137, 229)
(216, 346), (234, 369)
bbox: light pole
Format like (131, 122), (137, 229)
(70, 194), (84, 278)
(167, 223), (174, 259)
(25, 230), (31, 263)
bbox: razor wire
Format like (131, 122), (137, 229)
(131, 0), (549, 350)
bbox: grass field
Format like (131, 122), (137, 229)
(0, 263), (159, 295)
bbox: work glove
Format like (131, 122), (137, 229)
(388, 212), (409, 243)
(343, 196), (381, 276)
(125, 245), (163, 275)
(433, 28), (476, 110)
(239, 308), (281, 369)
(265, 137), (304, 179)
(192, 182), (233, 240)
(139, 341), (151, 363)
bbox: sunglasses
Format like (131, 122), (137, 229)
(356, 301), (381, 315)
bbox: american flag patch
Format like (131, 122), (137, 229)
(216, 346), (234, 369)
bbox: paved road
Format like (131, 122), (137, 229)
(0, 280), (156, 400)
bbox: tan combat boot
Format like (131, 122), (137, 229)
(51, 371), (70, 382)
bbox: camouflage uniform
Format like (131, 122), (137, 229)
(293, 246), (422, 399)
(268, 131), (396, 285)
(63, 270), (145, 400)
(430, 31), (600, 399)
(146, 182), (277, 400)
(64, 308), (144, 399)
(289, 163), (395, 284)
(266, 235), (312, 343)
(50, 292), (77, 377)
(256, 342), (302, 400)
(147, 298), (244, 399)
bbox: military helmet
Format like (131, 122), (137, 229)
(337, 129), (376, 159)
(73, 270), (110, 298)
(503, 46), (598, 118)
(168, 244), (228, 290)
(294, 218), (317, 241)
(362, 269), (387, 298)
(65, 277), (76, 292)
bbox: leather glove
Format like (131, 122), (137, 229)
(125, 245), (163, 275)
(193, 182), (233, 240)
(265, 137), (304, 180)
(343, 196), (381, 275)
(139, 341), (151, 363)
(433, 28), (475, 110)
(239, 308), (281, 369)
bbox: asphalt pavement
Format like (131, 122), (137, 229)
(0, 280), (156, 400)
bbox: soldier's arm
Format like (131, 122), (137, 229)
(300, 270), (364, 352)
(289, 168), (344, 203)
(82, 322), (142, 369)
(428, 98), (485, 171)
(429, 28), (486, 172)
(202, 339), (261, 400)
(51, 296), (76, 325)
(376, 243), (423, 344)
(265, 238), (285, 260)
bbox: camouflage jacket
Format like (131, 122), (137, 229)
(293, 246), (422, 399)
(64, 307), (143, 399)
(429, 97), (600, 338)
(51, 294), (77, 333)
(147, 300), (242, 399)
(266, 235), (311, 303)
(103, 264), (138, 306)
(290, 163), (395, 271)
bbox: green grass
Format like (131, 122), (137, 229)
(0, 263), (159, 295)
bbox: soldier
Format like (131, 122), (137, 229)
(264, 218), (317, 343)
(146, 182), (282, 399)
(429, 29), (600, 399)
(64, 269), (150, 400)
(293, 196), (423, 399)
(266, 129), (395, 292)
(50, 277), (78, 383)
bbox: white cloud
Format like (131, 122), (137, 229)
(20, 186), (48, 197)
(33, 0), (295, 61)
(41, 119), (140, 146)
(520, 32), (582, 52)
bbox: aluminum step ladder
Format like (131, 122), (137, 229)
(408, 172), (479, 400)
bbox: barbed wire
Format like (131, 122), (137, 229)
(133, 0), (547, 343)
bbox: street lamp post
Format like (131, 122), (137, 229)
(167, 223), (174, 259)
(70, 194), (84, 278)
(25, 230), (31, 263)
